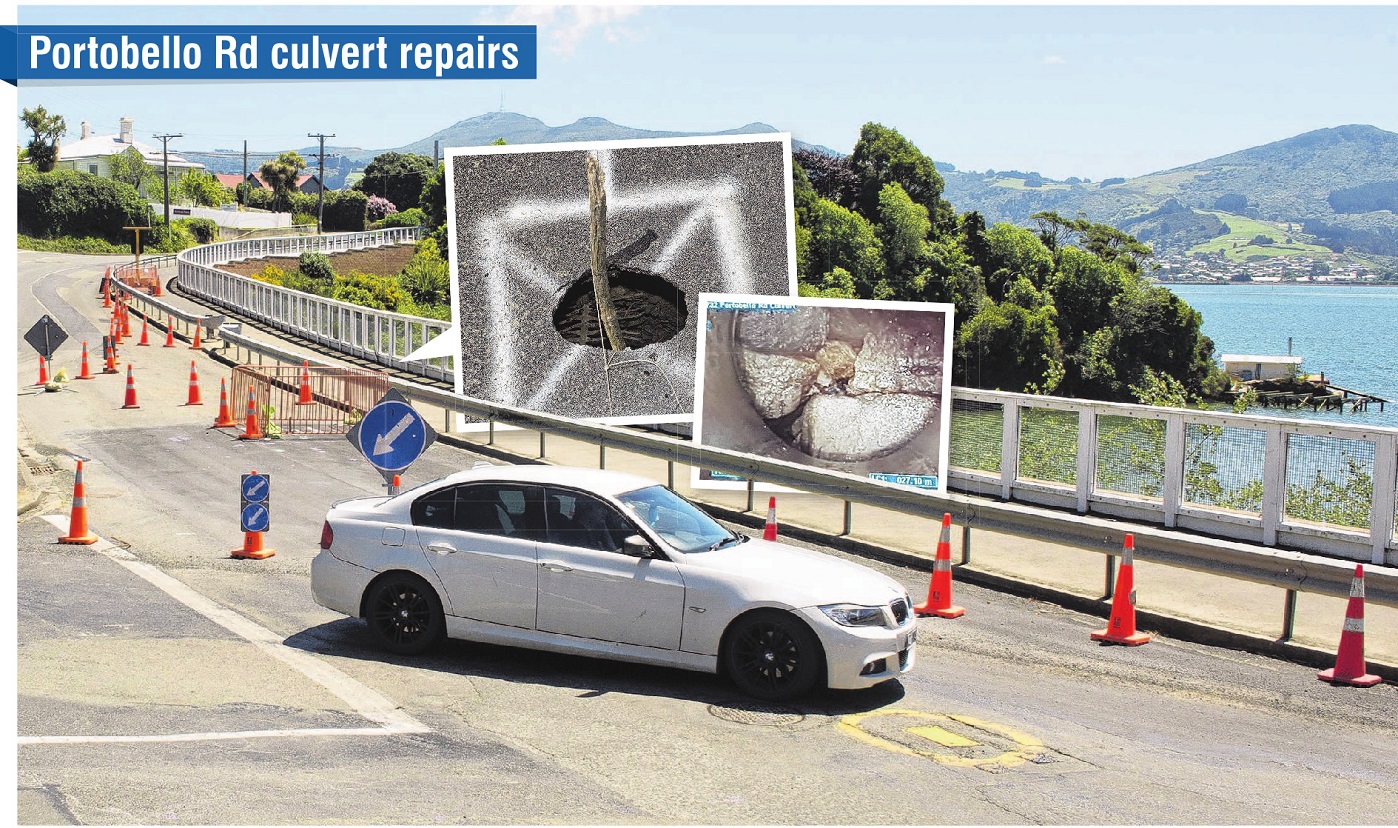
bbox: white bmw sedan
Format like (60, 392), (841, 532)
(312, 464), (917, 700)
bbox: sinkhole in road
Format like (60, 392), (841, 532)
(552, 266), (688, 351)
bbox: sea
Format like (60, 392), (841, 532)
(1167, 284), (1398, 429)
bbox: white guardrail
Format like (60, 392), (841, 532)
(174, 227), (453, 382)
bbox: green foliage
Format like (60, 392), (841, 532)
(177, 170), (233, 208)
(292, 212), (317, 227)
(330, 270), (407, 311)
(954, 298), (1063, 393)
(354, 151), (434, 212)
(107, 146), (153, 191)
(321, 190), (367, 232)
(875, 183), (931, 300)
(797, 266), (856, 298)
(982, 223), (1054, 299)
(17, 234), (131, 254)
(17, 167), (153, 243)
(1285, 457), (1373, 528)
(1128, 368), (1190, 408)
(804, 197), (884, 297)
(399, 248), (450, 306)
(21, 105), (65, 172)
(849, 122), (953, 234)
(297, 251), (335, 284)
(418, 162), (446, 232)
(179, 217), (219, 244)
(252, 263), (287, 285)
(381, 207), (426, 228)
(259, 151), (306, 212)
(146, 219), (197, 253)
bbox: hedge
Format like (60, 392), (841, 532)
(18, 167), (153, 243)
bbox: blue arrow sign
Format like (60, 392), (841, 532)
(241, 502), (270, 533)
(241, 473), (269, 503)
(349, 390), (436, 476)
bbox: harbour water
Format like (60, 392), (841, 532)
(1167, 284), (1398, 428)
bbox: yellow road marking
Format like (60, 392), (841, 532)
(838, 708), (1045, 768)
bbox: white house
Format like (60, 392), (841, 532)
(54, 117), (204, 195)
(1220, 354), (1304, 382)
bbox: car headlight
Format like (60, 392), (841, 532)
(819, 604), (887, 627)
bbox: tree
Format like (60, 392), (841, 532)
(804, 196), (885, 298)
(876, 182), (931, 300)
(354, 151), (434, 212)
(259, 151), (306, 212)
(955, 298), (1063, 393)
(794, 147), (861, 208)
(21, 105), (66, 173)
(849, 122), (954, 234)
(107, 146), (153, 192)
(176, 169), (233, 207)
(983, 223), (1055, 300)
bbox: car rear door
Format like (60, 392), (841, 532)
(535, 487), (685, 650)
(414, 483), (543, 630)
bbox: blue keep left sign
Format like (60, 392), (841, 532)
(241, 472), (269, 503)
(241, 502), (270, 533)
(347, 389), (437, 479)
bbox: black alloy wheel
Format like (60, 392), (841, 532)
(724, 610), (823, 701)
(366, 574), (444, 655)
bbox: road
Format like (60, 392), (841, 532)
(15, 252), (1398, 824)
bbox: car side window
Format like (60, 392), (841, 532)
(410, 487), (457, 529)
(454, 484), (545, 539)
(544, 488), (639, 553)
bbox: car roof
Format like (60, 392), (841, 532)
(434, 464), (661, 498)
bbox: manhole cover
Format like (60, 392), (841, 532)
(707, 702), (805, 727)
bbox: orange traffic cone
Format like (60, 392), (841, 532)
(77, 341), (94, 380)
(232, 530), (276, 559)
(120, 365), (140, 409)
(189, 323), (202, 350)
(212, 378), (238, 427)
(1318, 565), (1382, 687)
(99, 267), (110, 296)
(239, 385), (264, 440)
(763, 496), (778, 541)
(163, 317), (176, 348)
(112, 314), (123, 346)
(120, 304), (130, 337)
(1091, 534), (1151, 645)
(184, 361), (204, 406)
(915, 513), (965, 618)
(36, 355), (49, 386)
(58, 459), (99, 545)
(151, 270), (163, 297)
(102, 339), (118, 374)
(296, 361), (315, 405)
(137, 316), (151, 346)
(102, 278), (112, 308)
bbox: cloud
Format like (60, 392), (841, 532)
(1043, 54), (1067, 65)
(480, 5), (643, 56)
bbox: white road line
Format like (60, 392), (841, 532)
(28, 516), (431, 744)
(19, 727), (410, 746)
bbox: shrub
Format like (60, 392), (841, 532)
(330, 269), (406, 311)
(366, 195), (398, 222)
(17, 167), (153, 243)
(399, 248), (450, 306)
(243, 187), (275, 210)
(179, 217), (219, 244)
(146, 219), (198, 253)
(297, 251), (335, 284)
(381, 207), (425, 229)
(321, 190), (367, 232)
(17, 234), (131, 254)
(253, 263), (286, 285)
(292, 212), (317, 227)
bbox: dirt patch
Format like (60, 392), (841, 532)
(217, 244), (417, 279)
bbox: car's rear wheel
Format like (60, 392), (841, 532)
(723, 610), (824, 701)
(365, 573), (444, 655)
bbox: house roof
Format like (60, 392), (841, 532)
(248, 172), (320, 189)
(214, 173), (248, 189)
(58, 133), (201, 169)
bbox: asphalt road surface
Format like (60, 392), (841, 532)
(15, 253), (1398, 824)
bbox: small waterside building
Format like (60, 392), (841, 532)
(1221, 354), (1304, 382)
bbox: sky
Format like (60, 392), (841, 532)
(9, 3), (1398, 181)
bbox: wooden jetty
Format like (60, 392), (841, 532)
(1238, 379), (1387, 414)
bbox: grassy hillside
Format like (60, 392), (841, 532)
(1186, 212), (1332, 261)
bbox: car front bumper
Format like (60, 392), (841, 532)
(797, 607), (918, 690)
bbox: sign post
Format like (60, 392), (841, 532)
(24, 315), (69, 361)
(233, 470), (275, 559)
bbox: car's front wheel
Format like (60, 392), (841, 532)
(723, 610), (824, 701)
(365, 573), (444, 655)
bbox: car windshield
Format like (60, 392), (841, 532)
(615, 485), (745, 554)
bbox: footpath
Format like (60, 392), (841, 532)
(19, 254), (1397, 678)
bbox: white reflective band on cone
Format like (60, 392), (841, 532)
(1343, 617), (1365, 633)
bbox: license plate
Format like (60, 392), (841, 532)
(902, 626), (917, 649)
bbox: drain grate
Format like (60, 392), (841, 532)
(708, 701), (806, 727)
(24, 458), (61, 476)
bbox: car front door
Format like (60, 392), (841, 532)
(414, 483), (543, 630)
(535, 487), (685, 650)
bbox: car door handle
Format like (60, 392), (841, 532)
(540, 562), (573, 573)
(427, 542), (457, 555)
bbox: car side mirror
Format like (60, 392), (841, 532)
(622, 534), (657, 559)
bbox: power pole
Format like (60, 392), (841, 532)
(433, 139), (439, 167)
(153, 133), (182, 229)
(308, 132), (335, 234)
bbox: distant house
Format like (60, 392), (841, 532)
(53, 117), (204, 195)
(247, 172), (324, 195)
(1221, 354), (1303, 382)
(214, 173), (256, 190)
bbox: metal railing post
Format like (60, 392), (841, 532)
(1281, 588), (1298, 641)
(1104, 554), (1116, 600)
